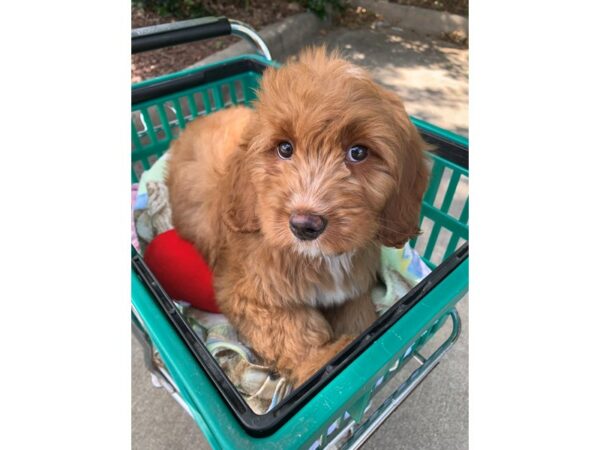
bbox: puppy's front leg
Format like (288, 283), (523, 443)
(223, 298), (354, 387)
(322, 293), (378, 338)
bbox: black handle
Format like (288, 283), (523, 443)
(132, 16), (231, 54)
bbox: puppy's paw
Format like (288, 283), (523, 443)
(292, 335), (356, 387)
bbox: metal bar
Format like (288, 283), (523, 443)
(132, 17), (271, 60)
(132, 17), (232, 54)
(412, 351), (426, 366)
(341, 309), (462, 450)
(325, 422), (358, 450)
(131, 308), (155, 373)
(230, 20), (272, 60)
(131, 307), (193, 417)
(151, 362), (193, 417)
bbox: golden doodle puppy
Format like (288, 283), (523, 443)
(167, 47), (429, 386)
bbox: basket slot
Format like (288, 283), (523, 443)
(185, 94), (199, 117)
(423, 220), (441, 262)
(241, 77), (250, 104)
(458, 196), (469, 223)
(132, 161), (144, 182)
(133, 146), (164, 160)
(234, 80), (245, 104)
(424, 169), (462, 259)
(443, 198), (469, 260)
(414, 216), (434, 260)
(139, 107), (159, 145)
(228, 81), (238, 104)
(156, 103), (173, 142)
(169, 98), (188, 129)
(419, 205), (468, 267)
(161, 101), (184, 139)
(420, 207), (467, 239)
(148, 153), (158, 167)
(412, 157), (444, 250)
(131, 120), (143, 150)
(423, 158), (444, 205)
(315, 418), (340, 449)
(439, 170), (462, 213)
(241, 76), (257, 105)
(191, 90), (211, 115)
(220, 84), (232, 107)
(212, 86), (224, 109)
(140, 156), (151, 170)
(326, 418), (340, 437)
(429, 226), (453, 265)
(432, 167), (451, 209)
(201, 90), (213, 114)
(446, 174), (468, 220)
(308, 438), (321, 450)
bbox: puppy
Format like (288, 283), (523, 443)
(167, 47), (429, 386)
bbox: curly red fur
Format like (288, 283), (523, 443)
(167, 47), (429, 386)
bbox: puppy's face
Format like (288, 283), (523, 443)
(228, 48), (429, 256)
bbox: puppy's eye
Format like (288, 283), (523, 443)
(346, 145), (369, 163)
(276, 141), (294, 159)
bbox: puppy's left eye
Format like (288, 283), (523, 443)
(276, 141), (294, 159)
(346, 145), (369, 163)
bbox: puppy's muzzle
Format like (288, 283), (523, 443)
(289, 213), (327, 241)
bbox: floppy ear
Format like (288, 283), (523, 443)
(222, 140), (261, 234)
(378, 91), (430, 248)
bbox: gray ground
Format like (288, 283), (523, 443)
(132, 20), (468, 450)
(294, 25), (468, 136)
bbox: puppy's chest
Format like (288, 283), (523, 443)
(304, 253), (374, 308)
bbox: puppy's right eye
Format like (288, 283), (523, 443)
(276, 141), (294, 159)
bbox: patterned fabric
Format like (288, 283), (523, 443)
(372, 245), (431, 313)
(176, 306), (293, 414)
(131, 183), (140, 252)
(134, 181), (173, 253)
(137, 151), (170, 197)
(133, 154), (432, 414)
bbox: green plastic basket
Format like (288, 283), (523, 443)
(131, 54), (469, 449)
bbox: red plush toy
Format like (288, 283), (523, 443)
(144, 229), (219, 313)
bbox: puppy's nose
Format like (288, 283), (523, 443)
(289, 213), (327, 241)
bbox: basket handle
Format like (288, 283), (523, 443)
(132, 16), (271, 60)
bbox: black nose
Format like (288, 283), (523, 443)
(289, 213), (327, 241)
